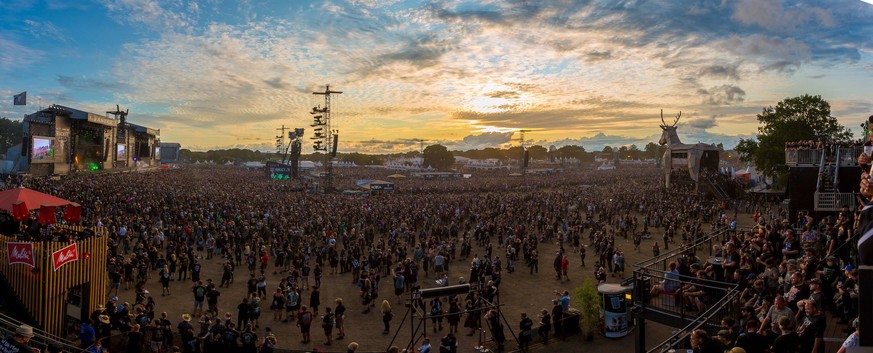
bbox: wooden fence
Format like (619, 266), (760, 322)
(0, 225), (108, 337)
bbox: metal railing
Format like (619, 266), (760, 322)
(0, 312), (86, 353)
(814, 192), (856, 212)
(635, 228), (729, 271)
(645, 288), (739, 353)
(785, 147), (862, 166)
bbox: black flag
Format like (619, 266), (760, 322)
(13, 92), (26, 105)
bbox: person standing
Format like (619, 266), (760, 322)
(334, 298), (346, 340)
(430, 297), (443, 332)
(259, 327), (276, 353)
(236, 298), (251, 330)
(239, 324), (258, 353)
(551, 300), (564, 341)
(271, 288), (285, 322)
(538, 309), (551, 344)
(160, 266), (171, 296)
(297, 305), (314, 344)
(310, 287), (321, 314)
(529, 250), (538, 274)
(127, 324), (144, 353)
(321, 307), (335, 346)
(381, 300), (393, 334)
(80, 319), (96, 349)
(519, 313), (533, 352)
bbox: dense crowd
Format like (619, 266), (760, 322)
(5, 165), (761, 353)
(651, 203), (862, 353)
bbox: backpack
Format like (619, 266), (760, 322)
(322, 313), (334, 328)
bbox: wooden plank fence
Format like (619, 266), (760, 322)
(0, 225), (108, 337)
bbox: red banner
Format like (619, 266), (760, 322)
(52, 243), (78, 271)
(7, 242), (34, 268)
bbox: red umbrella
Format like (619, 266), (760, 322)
(0, 187), (71, 212)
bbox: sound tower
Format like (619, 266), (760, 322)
(523, 150), (530, 169)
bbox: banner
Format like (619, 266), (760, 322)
(52, 243), (78, 271)
(7, 242), (34, 268)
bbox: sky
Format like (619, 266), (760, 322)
(1, 0), (872, 153)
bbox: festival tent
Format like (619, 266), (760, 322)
(0, 187), (72, 212)
(387, 173), (406, 179)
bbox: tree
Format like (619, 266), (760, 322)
(557, 145), (587, 160)
(735, 94), (852, 178)
(422, 144), (454, 170)
(602, 146), (613, 154)
(643, 142), (664, 160)
(527, 145), (548, 160)
(0, 117), (22, 156)
(505, 146), (524, 161)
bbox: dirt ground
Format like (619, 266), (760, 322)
(107, 209), (756, 353)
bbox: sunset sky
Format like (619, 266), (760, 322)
(1, 0), (872, 153)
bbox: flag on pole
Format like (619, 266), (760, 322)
(13, 92), (26, 105)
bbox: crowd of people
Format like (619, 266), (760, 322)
(650, 206), (862, 353)
(2, 165), (770, 353)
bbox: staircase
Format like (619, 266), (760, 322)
(0, 311), (85, 353)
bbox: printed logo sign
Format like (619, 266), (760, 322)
(52, 243), (78, 271)
(7, 242), (34, 268)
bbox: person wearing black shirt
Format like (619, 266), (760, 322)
(689, 329), (726, 353)
(538, 309), (551, 344)
(236, 298), (251, 329)
(734, 320), (766, 353)
(550, 300), (563, 341)
(222, 323), (239, 350)
(126, 324), (144, 353)
(518, 313), (533, 351)
(784, 272), (809, 313)
(797, 300), (825, 353)
(239, 325), (258, 353)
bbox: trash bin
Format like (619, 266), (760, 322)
(598, 283), (631, 338)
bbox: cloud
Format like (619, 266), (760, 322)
(699, 85), (746, 106)
(99, 0), (198, 30)
(459, 131), (514, 149)
(0, 37), (43, 69)
(686, 116), (718, 130)
(698, 63), (741, 80)
(57, 75), (126, 91)
(485, 91), (520, 99)
(731, 0), (835, 33)
(23, 19), (69, 42)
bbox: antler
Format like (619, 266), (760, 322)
(660, 109), (666, 128)
(672, 111), (681, 127)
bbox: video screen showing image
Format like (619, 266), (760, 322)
(155, 146), (161, 158)
(32, 137), (54, 161)
(116, 144), (127, 160)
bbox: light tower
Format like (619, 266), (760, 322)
(311, 85), (342, 192)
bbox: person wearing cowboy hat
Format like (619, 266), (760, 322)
(177, 314), (194, 340)
(96, 315), (112, 343)
(3, 324), (35, 353)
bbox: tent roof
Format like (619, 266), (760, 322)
(387, 174), (406, 179)
(0, 187), (72, 212)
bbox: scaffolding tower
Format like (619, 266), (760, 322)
(311, 85), (342, 192)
